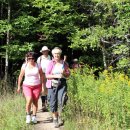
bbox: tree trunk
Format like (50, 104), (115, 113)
(0, 3), (4, 79)
(0, 2), (3, 18)
(5, 1), (11, 82)
(101, 47), (107, 69)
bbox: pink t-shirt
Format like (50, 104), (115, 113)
(45, 60), (70, 88)
(22, 63), (41, 86)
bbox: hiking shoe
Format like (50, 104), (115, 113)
(26, 115), (31, 124)
(58, 117), (64, 126)
(53, 118), (59, 128)
(32, 115), (37, 124)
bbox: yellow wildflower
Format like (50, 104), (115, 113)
(128, 81), (130, 86)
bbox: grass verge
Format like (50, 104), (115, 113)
(0, 93), (33, 130)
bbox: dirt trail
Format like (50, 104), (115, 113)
(32, 99), (64, 130)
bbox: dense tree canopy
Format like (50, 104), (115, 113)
(0, 0), (130, 78)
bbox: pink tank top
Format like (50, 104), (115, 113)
(22, 63), (41, 86)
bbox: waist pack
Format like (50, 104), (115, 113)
(51, 79), (61, 87)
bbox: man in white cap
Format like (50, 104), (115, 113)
(37, 46), (51, 111)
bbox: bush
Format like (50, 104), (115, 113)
(64, 66), (130, 130)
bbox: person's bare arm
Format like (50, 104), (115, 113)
(39, 68), (45, 84)
(46, 73), (63, 79)
(17, 68), (25, 93)
(39, 68), (45, 93)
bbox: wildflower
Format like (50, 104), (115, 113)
(108, 66), (113, 70)
(125, 75), (128, 80)
(103, 70), (108, 75)
(99, 84), (105, 93)
(128, 81), (130, 86)
(118, 74), (125, 82)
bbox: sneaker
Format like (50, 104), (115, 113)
(32, 115), (37, 124)
(58, 117), (64, 126)
(26, 115), (31, 124)
(53, 118), (59, 128)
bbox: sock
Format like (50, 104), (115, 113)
(26, 112), (30, 115)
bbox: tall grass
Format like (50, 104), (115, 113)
(63, 66), (130, 130)
(0, 93), (33, 130)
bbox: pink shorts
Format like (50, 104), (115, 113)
(22, 84), (42, 99)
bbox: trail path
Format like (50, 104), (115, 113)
(32, 99), (64, 130)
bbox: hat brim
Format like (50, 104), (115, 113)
(40, 49), (50, 52)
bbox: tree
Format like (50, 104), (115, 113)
(69, 0), (130, 69)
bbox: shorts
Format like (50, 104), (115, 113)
(48, 79), (67, 112)
(23, 84), (42, 99)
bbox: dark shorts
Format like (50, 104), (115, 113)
(48, 78), (67, 112)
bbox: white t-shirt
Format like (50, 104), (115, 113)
(22, 63), (41, 86)
(52, 62), (64, 75)
(37, 55), (51, 73)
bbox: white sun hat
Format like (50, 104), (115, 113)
(40, 46), (50, 52)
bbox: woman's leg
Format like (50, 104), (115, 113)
(31, 98), (38, 124)
(25, 96), (33, 114)
(58, 85), (67, 116)
(48, 88), (59, 127)
(31, 84), (41, 123)
(23, 85), (33, 124)
(32, 99), (38, 115)
(23, 85), (33, 114)
(57, 82), (67, 126)
(32, 84), (42, 115)
(41, 95), (47, 111)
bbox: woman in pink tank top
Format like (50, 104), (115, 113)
(17, 51), (44, 124)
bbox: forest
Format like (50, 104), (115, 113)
(0, 0), (130, 80)
(0, 0), (130, 129)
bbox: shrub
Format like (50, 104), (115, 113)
(64, 66), (130, 130)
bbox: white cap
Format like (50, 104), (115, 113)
(40, 46), (50, 52)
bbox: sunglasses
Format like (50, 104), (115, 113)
(28, 57), (34, 60)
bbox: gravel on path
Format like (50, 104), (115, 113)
(32, 99), (64, 130)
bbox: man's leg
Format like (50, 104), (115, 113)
(41, 95), (47, 111)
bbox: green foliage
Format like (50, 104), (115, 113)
(116, 58), (130, 68)
(32, 0), (79, 41)
(69, 26), (106, 49)
(113, 44), (129, 55)
(92, 0), (129, 3)
(0, 94), (33, 130)
(12, 15), (37, 36)
(65, 67), (130, 129)
(0, 0), (130, 79)
(0, 42), (34, 59)
(0, 20), (12, 37)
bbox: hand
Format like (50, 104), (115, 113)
(17, 87), (21, 94)
(55, 74), (63, 78)
(62, 69), (66, 75)
(41, 86), (45, 93)
(62, 68), (70, 78)
(41, 86), (48, 95)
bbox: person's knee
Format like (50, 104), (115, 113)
(50, 100), (57, 112)
(50, 106), (57, 112)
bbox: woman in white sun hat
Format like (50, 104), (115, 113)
(37, 46), (51, 112)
